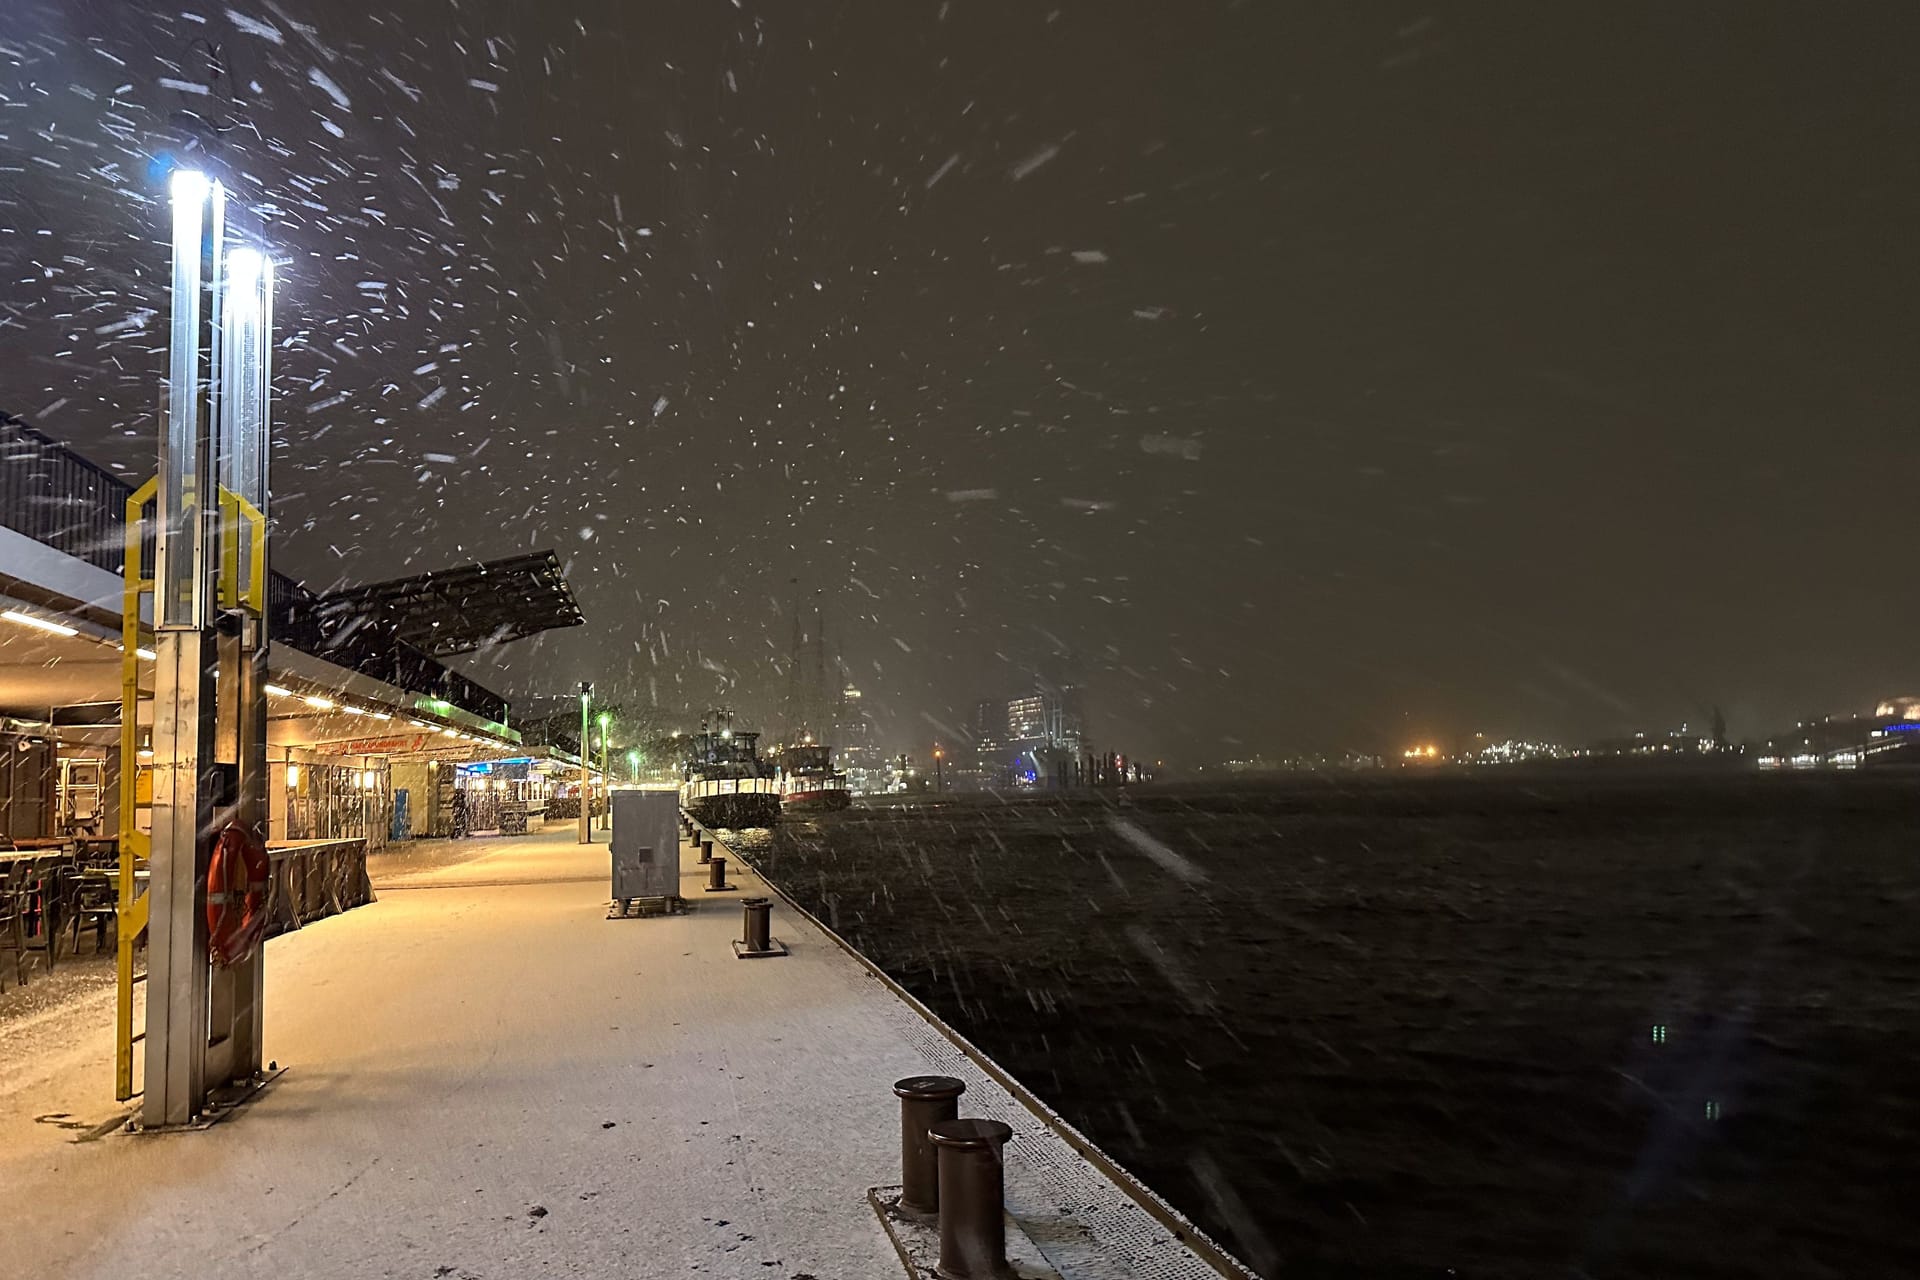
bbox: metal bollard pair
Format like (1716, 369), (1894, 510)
(894, 1076), (1014, 1280)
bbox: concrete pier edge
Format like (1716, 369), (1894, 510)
(695, 817), (1261, 1280)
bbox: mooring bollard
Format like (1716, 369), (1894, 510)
(707, 855), (730, 891)
(699, 838), (714, 865)
(742, 897), (772, 951)
(928, 1118), (1015, 1280)
(893, 1076), (966, 1217)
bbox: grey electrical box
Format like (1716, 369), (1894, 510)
(611, 789), (682, 901)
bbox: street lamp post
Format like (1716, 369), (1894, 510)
(578, 682), (591, 843)
(597, 710), (611, 829)
(934, 747), (944, 794)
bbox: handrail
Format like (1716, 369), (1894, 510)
(218, 487), (268, 612)
(115, 477), (156, 1102)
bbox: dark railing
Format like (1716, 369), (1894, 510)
(0, 413), (133, 573)
(0, 414), (510, 725)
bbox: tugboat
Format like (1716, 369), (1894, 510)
(680, 709), (784, 828)
(775, 735), (853, 813)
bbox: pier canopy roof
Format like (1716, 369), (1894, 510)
(309, 552), (585, 658)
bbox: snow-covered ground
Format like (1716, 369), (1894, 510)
(0, 827), (1242, 1279)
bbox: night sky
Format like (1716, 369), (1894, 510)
(4, 2), (1918, 761)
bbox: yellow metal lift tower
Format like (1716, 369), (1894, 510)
(114, 168), (275, 1126)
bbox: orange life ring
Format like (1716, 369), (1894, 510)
(207, 821), (270, 965)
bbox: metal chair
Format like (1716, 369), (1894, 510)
(63, 866), (117, 956)
(0, 863), (30, 990)
(18, 858), (62, 975)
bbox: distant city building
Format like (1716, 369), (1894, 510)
(1756, 699), (1920, 770)
(1006, 694), (1046, 740)
(999, 686), (1085, 787)
(1005, 689), (1082, 747)
(835, 682), (887, 794)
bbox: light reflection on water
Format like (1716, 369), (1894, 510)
(712, 826), (775, 854)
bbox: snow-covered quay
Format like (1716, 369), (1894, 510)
(1, 826), (1243, 1279)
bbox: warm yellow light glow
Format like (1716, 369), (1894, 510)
(265, 684), (292, 697)
(287, 764), (301, 786)
(303, 695), (335, 710)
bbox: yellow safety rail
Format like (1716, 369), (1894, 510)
(116, 478), (155, 1101)
(116, 480), (267, 1100)
(218, 489), (266, 611)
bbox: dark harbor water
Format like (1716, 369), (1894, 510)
(754, 773), (1919, 1279)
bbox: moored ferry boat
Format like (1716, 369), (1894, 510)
(680, 711), (783, 828)
(775, 740), (852, 812)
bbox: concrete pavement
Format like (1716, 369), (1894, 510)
(0, 826), (1244, 1279)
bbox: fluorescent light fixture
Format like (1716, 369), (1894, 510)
(303, 695), (335, 710)
(368, 711), (391, 721)
(136, 647), (157, 661)
(2, 609), (78, 638)
(265, 684), (292, 697)
(137, 748), (155, 760)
